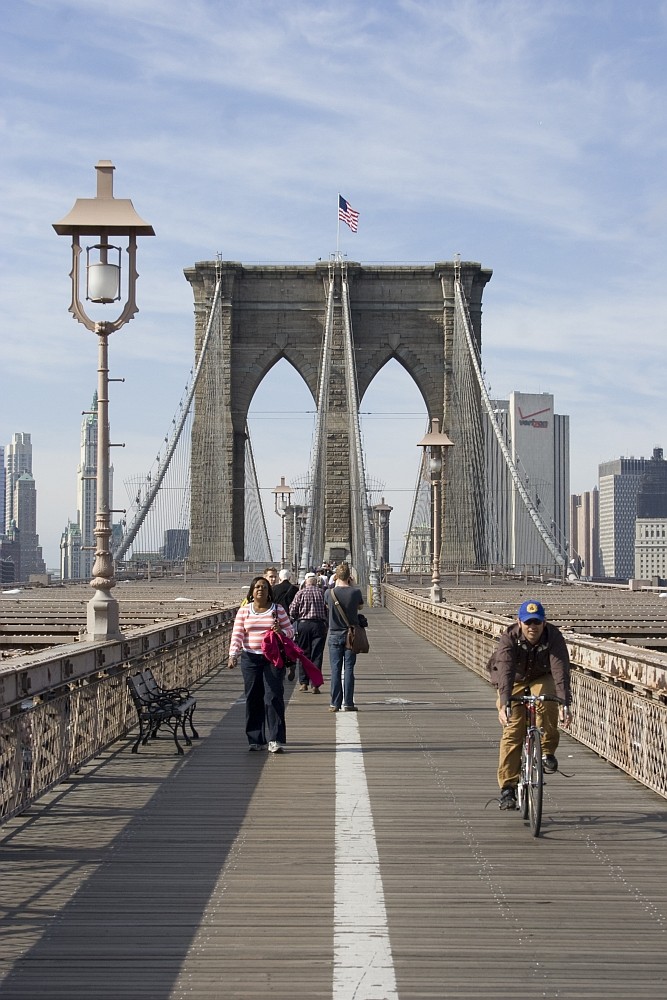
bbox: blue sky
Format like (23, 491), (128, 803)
(2, 0), (667, 569)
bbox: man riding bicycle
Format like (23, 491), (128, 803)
(488, 599), (572, 811)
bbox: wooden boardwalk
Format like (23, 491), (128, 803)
(1, 608), (666, 999)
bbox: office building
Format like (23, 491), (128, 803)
(3, 433), (46, 579)
(485, 391), (569, 572)
(0, 450), (5, 533)
(77, 393), (98, 580)
(635, 518), (667, 580)
(570, 489), (600, 579)
(4, 432), (32, 534)
(13, 473), (46, 578)
(0, 531), (20, 584)
(60, 520), (83, 581)
(599, 448), (667, 580)
(61, 393), (115, 581)
(163, 529), (190, 561)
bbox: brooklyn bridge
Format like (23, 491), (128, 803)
(1, 253), (666, 998)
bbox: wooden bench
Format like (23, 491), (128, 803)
(126, 667), (199, 755)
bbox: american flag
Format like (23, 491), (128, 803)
(338, 195), (359, 233)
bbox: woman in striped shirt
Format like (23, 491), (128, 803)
(228, 576), (293, 753)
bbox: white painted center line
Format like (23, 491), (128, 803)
(334, 712), (399, 1000)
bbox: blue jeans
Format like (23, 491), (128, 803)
(328, 631), (356, 709)
(240, 650), (286, 745)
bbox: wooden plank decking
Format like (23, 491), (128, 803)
(0, 608), (666, 999)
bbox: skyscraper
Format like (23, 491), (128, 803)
(61, 392), (115, 581)
(4, 432), (32, 533)
(598, 448), (667, 580)
(570, 489), (600, 578)
(485, 391), (570, 572)
(598, 449), (667, 580)
(634, 448), (667, 581)
(0, 449), (5, 533)
(60, 520), (82, 581)
(78, 392), (98, 581)
(14, 473), (46, 577)
(3, 433), (46, 579)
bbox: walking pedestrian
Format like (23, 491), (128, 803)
(289, 571), (328, 693)
(273, 568), (299, 616)
(228, 575), (293, 753)
(325, 562), (364, 712)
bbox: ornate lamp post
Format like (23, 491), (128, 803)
(53, 161), (154, 640)
(372, 498), (393, 578)
(417, 418), (454, 603)
(272, 476), (293, 569)
(296, 509), (308, 573)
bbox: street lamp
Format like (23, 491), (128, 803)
(272, 476), (294, 569)
(53, 161), (154, 640)
(373, 498), (393, 578)
(417, 418), (454, 603)
(296, 509), (308, 574)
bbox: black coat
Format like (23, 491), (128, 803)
(272, 581), (299, 615)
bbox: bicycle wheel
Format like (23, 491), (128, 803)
(527, 730), (543, 837)
(518, 744), (529, 819)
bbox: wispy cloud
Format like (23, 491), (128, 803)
(2, 0), (667, 565)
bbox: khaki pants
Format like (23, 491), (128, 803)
(496, 674), (559, 789)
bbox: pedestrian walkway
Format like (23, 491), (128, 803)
(1, 609), (666, 999)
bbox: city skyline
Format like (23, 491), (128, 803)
(2, 1), (667, 567)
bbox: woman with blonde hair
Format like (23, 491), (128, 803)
(324, 562), (364, 712)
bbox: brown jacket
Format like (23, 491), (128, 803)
(488, 621), (571, 709)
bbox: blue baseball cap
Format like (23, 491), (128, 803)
(517, 599), (546, 623)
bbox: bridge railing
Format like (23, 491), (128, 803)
(4, 590), (667, 825)
(382, 583), (667, 799)
(0, 608), (235, 825)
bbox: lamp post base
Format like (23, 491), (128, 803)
(430, 581), (443, 604)
(86, 589), (122, 641)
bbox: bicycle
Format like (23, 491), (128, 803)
(507, 691), (563, 837)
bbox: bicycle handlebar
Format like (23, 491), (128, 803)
(503, 693), (571, 729)
(509, 694), (564, 705)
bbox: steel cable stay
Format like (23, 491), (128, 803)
(452, 275), (566, 571)
(341, 269), (380, 596)
(449, 314), (487, 566)
(115, 272), (224, 562)
(298, 269), (335, 578)
(244, 429), (272, 563)
(116, 268), (271, 566)
(401, 446), (433, 572)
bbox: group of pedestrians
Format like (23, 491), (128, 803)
(228, 567), (573, 805)
(228, 562), (364, 753)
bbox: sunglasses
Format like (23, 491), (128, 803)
(523, 618), (543, 626)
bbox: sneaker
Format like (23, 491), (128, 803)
(287, 666), (296, 681)
(268, 741), (284, 754)
(248, 743), (265, 751)
(499, 786), (517, 810)
(328, 706), (339, 713)
(343, 705), (358, 712)
(299, 683), (309, 691)
(312, 686), (320, 694)
(543, 754), (558, 773)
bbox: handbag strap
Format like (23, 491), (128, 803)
(271, 605), (283, 639)
(332, 590), (352, 629)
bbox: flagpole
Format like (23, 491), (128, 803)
(336, 193), (340, 256)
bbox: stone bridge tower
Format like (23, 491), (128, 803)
(184, 260), (492, 566)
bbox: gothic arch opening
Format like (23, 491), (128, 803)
(247, 357), (315, 563)
(360, 359), (428, 568)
